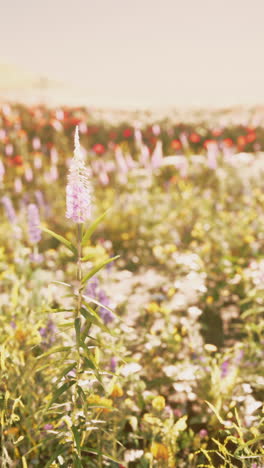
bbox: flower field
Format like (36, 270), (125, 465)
(0, 103), (264, 467)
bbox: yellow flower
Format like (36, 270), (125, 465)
(164, 244), (177, 253)
(167, 287), (175, 298)
(152, 396), (166, 411)
(14, 329), (27, 344)
(121, 232), (130, 240)
(244, 235), (254, 244)
(152, 245), (164, 257)
(206, 296), (214, 304)
(110, 384), (124, 398)
(145, 302), (160, 314)
(150, 442), (169, 460)
(87, 394), (113, 413)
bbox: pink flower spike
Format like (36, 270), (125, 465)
(66, 126), (92, 224)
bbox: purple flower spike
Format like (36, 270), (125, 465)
(66, 126), (92, 224)
(221, 360), (229, 378)
(110, 357), (117, 372)
(1, 196), (17, 224)
(27, 203), (41, 244)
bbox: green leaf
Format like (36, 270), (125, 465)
(83, 357), (97, 370)
(81, 304), (101, 322)
(46, 381), (75, 410)
(44, 445), (67, 468)
(81, 255), (119, 284)
(205, 401), (235, 428)
(41, 227), (77, 255)
(82, 447), (122, 464)
(72, 426), (81, 455)
(73, 454), (83, 468)
(36, 346), (71, 360)
(56, 362), (76, 384)
(82, 295), (116, 317)
(82, 209), (111, 246)
(50, 307), (74, 313)
(81, 253), (96, 262)
(75, 317), (81, 348)
(80, 307), (112, 335)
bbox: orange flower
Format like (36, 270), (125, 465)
(203, 139), (216, 149)
(189, 132), (200, 143)
(223, 138), (233, 147)
(87, 394), (113, 414)
(110, 384), (124, 398)
(150, 442), (169, 460)
(171, 139), (181, 150)
(237, 135), (246, 147)
(246, 131), (256, 143)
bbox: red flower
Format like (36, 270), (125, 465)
(246, 131), (256, 143)
(171, 139), (182, 150)
(13, 155), (23, 166)
(189, 133), (201, 143)
(212, 128), (222, 137)
(223, 138), (233, 147)
(237, 135), (246, 147)
(93, 143), (105, 155)
(123, 128), (132, 138)
(203, 139), (216, 149)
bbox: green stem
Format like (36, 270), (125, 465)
(76, 223), (82, 317)
(73, 224), (82, 418)
(97, 430), (103, 468)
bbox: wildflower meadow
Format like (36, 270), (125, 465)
(0, 103), (263, 467)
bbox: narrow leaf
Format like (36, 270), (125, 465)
(74, 317), (81, 348)
(47, 381), (75, 410)
(72, 426), (81, 455)
(36, 346), (71, 360)
(82, 209), (110, 245)
(56, 362), (76, 384)
(41, 227), (77, 255)
(82, 447), (122, 464)
(81, 256), (119, 284)
(44, 445), (66, 468)
(80, 307), (112, 335)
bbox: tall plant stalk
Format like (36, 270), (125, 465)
(73, 223), (82, 414)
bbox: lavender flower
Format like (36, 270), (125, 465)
(25, 166), (33, 182)
(110, 357), (117, 372)
(1, 196), (17, 223)
(207, 142), (218, 170)
(27, 203), (41, 244)
(151, 140), (163, 169)
(0, 159), (5, 182)
(221, 360), (229, 378)
(39, 319), (56, 348)
(85, 278), (114, 325)
(66, 126), (92, 223)
(34, 155), (42, 169)
(5, 143), (13, 156)
(32, 137), (41, 151)
(14, 177), (22, 193)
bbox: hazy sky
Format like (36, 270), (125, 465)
(1, 0), (264, 108)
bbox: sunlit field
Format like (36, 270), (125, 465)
(0, 103), (264, 467)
